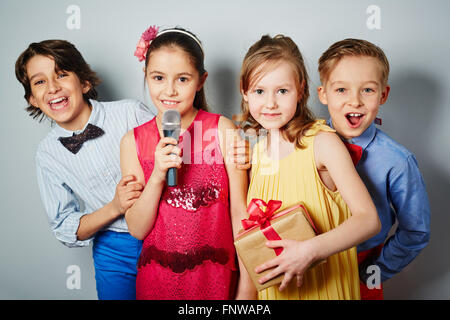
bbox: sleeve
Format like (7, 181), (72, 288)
(36, 155), (93, 248)
(371, 154), (431, 282)
(129, 100), (157, 127)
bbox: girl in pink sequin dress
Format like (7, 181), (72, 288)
(120, 26), (256, 300)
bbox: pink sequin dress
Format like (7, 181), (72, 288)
(134, 109), (237, 300)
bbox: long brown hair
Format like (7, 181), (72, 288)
(144, 27), (208, 111)
(239, 34), (315, 149)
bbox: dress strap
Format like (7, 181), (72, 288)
(304, 119), (335, 137)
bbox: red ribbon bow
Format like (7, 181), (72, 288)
(241, 199), (284, 255)
(242, 199), (282, 230)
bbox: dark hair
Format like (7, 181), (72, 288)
(15, 39), (101, 121)
(144, 27), (208, 111)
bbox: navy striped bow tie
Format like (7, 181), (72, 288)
(58, 124), (105, 154)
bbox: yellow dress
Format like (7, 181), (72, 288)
(248, 120), (360, 300)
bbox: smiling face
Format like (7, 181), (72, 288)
(146, 45), (207, 127)
(243, 60), (300, 131)
(27, 54), (92, 131)
(318, 55), (390, 140)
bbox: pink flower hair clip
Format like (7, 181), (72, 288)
(134, 25), (159, 62)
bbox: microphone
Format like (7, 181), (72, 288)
(162, 110), (181, 186)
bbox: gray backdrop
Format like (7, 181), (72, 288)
(1, 0), (449, 299)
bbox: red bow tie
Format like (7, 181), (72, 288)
(343, 142), (363, 166)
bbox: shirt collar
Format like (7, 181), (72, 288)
(52, 99), (105, 137)
(326, 117), (377, 151)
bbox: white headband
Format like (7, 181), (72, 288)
(156, 29), (204, 54)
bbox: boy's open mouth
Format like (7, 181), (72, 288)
(48, 97), (69, 110)
(346, 112), (364, 128)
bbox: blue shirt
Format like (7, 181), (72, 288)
(35, 99), (156, 248)
(327, 119), (431, 282)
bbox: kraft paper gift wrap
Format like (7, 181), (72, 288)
(234, 200), (319, 291)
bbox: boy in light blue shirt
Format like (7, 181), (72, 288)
(15, 39), (156, 299)
(317, 38), (430, 299)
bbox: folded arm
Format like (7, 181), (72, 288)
(369, 155), (430, 282)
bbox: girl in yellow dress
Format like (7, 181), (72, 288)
(238, 35), (381, 300)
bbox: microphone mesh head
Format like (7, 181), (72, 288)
(162, 110), (181, 130)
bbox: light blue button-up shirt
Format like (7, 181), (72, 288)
(327, 119), (431, 282)
(35, 99), (156, 248)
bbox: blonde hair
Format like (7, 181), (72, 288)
(239, 34), (315, 149)
(318, 38), (390, 86)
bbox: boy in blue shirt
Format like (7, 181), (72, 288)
(317, 38), (430, 299)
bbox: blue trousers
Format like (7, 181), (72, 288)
(92, 230), (142, 300)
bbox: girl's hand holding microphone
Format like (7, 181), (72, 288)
(150, 137), (182, 185)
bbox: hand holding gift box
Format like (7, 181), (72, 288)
(234, 199), (323, 291)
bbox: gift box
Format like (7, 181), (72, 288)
(234, 199), (319, 291)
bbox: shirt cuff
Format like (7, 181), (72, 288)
(54, 212), (94, 248)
